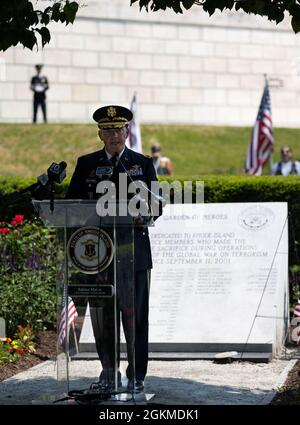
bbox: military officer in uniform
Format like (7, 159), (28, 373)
(66, 105), (161, 392)
(30, 64), (49, 123)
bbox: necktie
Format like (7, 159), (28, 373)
(110, 154), (119, 183)
(111, 156), (118, 168)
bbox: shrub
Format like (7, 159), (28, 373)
(0, 273), (56, 336)
(0, 214), (57, 336)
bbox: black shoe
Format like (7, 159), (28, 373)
(97, 379), (122, 391)
(127, 379), (144, 393)
(98, 370), (122, 391)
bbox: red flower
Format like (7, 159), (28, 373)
(0, 228), (10, 235)
(17, 325), (23, 333)
(16, 348), (24, 356)
(11, 214), (24, 226)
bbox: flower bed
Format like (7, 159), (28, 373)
(0, 329), (57, 381)
(0, 324), (35, 366)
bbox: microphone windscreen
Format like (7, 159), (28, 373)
(59, 161), (67, 170)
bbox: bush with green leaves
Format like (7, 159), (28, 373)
(0, 214), (58, 336)
(0, 272), (56, 336)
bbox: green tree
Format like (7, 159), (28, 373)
(130, 0), (300, 33)
(0, 0), (79, 52)
(2, 1), (300, 52)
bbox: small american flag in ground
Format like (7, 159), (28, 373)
(245, 78), (274, 176)
(294, 299), (300, 318)
(58, 296), (78, 346)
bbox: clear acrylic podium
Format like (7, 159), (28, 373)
(33, 199), (152, 404)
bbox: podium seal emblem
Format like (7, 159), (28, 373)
(238, 205), (274, 231)
(68, 226), (114, 274)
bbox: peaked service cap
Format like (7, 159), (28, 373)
(93, 105), (133, 129)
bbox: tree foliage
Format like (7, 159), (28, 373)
(2, 1), (300, 52)
(0, 0), (79, 52)
(130, 0), (300, 33)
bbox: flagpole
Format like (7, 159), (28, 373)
(264, 73), (273, 175)
(72, 322), (79, 354)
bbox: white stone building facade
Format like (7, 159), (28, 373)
(1, 0), (300, 126)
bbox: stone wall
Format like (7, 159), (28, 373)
(0, 0), (300, 126)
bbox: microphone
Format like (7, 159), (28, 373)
(26, 173), (50, 194)
(47, 161), (67, 214)
(0, 163), (66, 207)
(37, 173), (49, 187)
(47, 161), (67, 184)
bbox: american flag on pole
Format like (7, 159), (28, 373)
(58, 296), (78, 346)
(294, 299), (300, 318)
(245, 77), (274, 176)
(127, 93), (142, 153)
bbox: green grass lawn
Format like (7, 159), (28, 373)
(1, 123), (300, 178)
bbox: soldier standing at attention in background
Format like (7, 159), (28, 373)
(30, 64), (49, 124)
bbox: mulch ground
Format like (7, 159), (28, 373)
(271, 359), (300, 405)
(0, 330), (57, 382)
(0, 331), (299, 404)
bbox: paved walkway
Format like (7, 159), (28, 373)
(0, 354), (297, 405)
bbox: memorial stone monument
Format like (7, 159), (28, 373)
(148, 202), (288, 361)
(79, 202), (288, 362)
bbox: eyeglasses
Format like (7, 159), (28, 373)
(101, 127), (125, 135)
